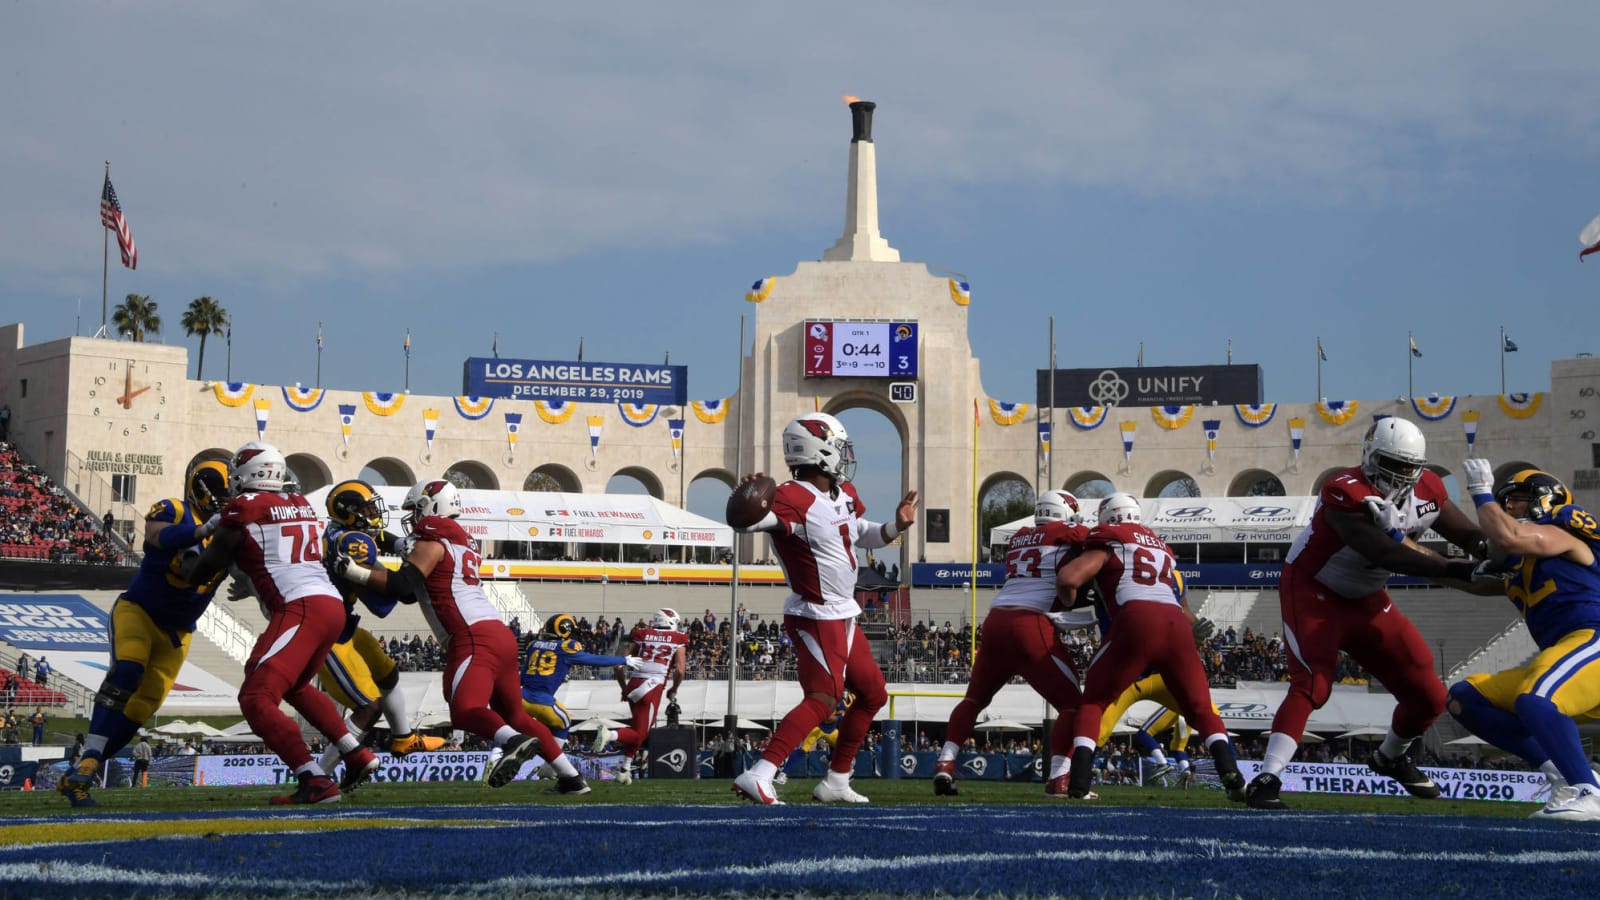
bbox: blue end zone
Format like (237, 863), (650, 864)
(5, 804), (1600, 898)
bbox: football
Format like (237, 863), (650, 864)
(725, 474), (777, 529)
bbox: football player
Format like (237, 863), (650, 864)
(1448, 464), (1600, 821)
(61, 460), (231, 807)
(1243, 418), (1488, 810)
(522, 613), (640, 759)
(934, 490), (1087, 798)
(592, 608), (686, 784)
(775, 692), (853, 785)
(728, 413), (916, 805)
(186, 442), (377, 805)
(1058, 492), (1248, 802)
(331, 479), (589, 794)
(308, 480), (444, 788)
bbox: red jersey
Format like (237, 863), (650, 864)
(221, 491), (338, 615)
(768, 480), (884, 620)
(628, 626), (688, 676)
(1083, 522), (1182, 619)
(1285, 467), (1451, 598)
(410, 515), (498, 646)
(992, 520), (1089, 614)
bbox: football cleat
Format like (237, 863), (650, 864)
(389, 731), (445, 757)
(1036, 771), (1075, 791)
(544, 774), (592, 796)
(1533, 783), (1600, 821)
(1219, 770), (1248, 803)
(487, 734), (541, 788)
(271, 775), (341, 805)
(614, 766), (632, 785)
(933, 759), (959, 796)
(1178, 769), (1196, 789)
(732, 769), (784, 806)
(59, 758), (99, 808)
(772, 770), (788, 785)
(812, 778), (870, 804)
(339, 747), (382, 793)
(1369, 749), (1440, 799)
(590, 725), (613, 755)
(1146, 763), (1175, 785)
(1245, 772), (1288, 810)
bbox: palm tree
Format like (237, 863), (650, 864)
(181, 296), (229, 379)
(112, 294), (161, 342)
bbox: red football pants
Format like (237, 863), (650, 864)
(947, 607), (1081, 756)
(444, 621), (562, 758)
(1270, 563), (1444, 742)
(765, 615), (888, 775)
(240, 594), (350, 771)
(1072, 601), (1226, 746)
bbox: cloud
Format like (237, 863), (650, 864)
(4, 2), (1597, 279)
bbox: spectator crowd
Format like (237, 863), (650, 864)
(0, 441), (125, 564)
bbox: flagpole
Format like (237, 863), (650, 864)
(1407, 332), (1414, 399)
(970, 398), (980, 664)
(316, 322), (323, 389)
(225, 326), (233, 381)
(1048, 316), (1056, 492)
(403, 329), (411, 392)
(1491, 321), (1504, 392)
(726, 314), (746, 736)
(101, 161), (110, 335)
(1316, 336), (1323, 401)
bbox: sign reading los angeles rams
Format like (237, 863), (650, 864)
(1036, 364), (1262, 407)
(463, 357), (687, 405)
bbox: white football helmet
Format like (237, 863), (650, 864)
(782, 412), (856, 481)
(1034, 489), (1082, 526)
(1361, 417), (1427, 500)
(1098, 492), (1142, 525)
(230, 442), (288, 494)
(652, 607), (682, 631)
(402, 479), (462, 531)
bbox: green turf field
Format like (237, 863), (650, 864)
(0, 776), (1541, 820)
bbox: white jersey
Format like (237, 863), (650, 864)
(991, 520), (1088, 613)
(768, 480), (882, 621)
(221, 491), (339, 615)
(411, 515), (499, 647)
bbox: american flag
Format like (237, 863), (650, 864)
(101, 174), (137, 270)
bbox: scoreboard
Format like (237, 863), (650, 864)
(803, 321), (919, 378)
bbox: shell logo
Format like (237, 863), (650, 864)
(643, 530), (653, 540)
(507, 507), (525, 516)
(526, 526), (539, 536)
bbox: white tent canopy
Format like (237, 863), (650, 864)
(306, 485), (733, 548)
(990, 496), (1444, 546)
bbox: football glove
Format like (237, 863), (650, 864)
(1192, 617), (1216, 643)
(1362, 496), (1407, 542)
(226, 576), (256, 603)
(194, 513), (223, 542)
(331, 550), (372, 586)
(625, 656), (645, 670)
(1462, 457), (1495, 497)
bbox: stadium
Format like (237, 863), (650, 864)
(4, 99), (1600, 898)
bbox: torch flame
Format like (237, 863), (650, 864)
(843, 95), (860, 104)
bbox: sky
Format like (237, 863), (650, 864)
(4, 2), (1600, 526)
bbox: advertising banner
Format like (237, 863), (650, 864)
(0, 594), (110, 651)
(1037, 364), (1263, 407)
(1235, 760), (1548, 803)
(463, 358), (687, 405)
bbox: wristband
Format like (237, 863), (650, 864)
(1471, 492), (1495, 509)
(1386, 528), (1406, 543)
(344, 562), (372, 586)
(881, 521), (901, 542)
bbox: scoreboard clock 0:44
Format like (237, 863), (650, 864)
(803, 321), (919, 378)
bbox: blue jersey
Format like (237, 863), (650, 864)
(520, 636), (627, 698)
(120, 498), (223, 632)
(1504, 504), (1600, 648)
(322, 524), (397, 618)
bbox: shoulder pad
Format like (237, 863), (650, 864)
(1552, 505), (1600, 540)
(144, 499), (182, 524)
(562, 639), (583, 654)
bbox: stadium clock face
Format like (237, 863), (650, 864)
(88, 358), (167, 429)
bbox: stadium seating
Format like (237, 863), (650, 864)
(0, 441), (125, 565)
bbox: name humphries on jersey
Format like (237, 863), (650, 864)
(463, 357), (688, 406)
(268, 503), (319, 521)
